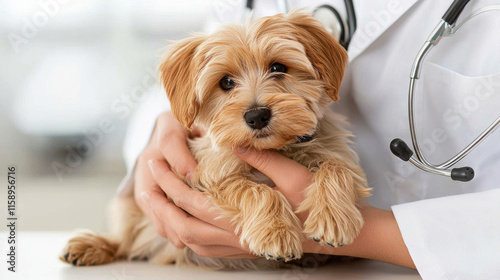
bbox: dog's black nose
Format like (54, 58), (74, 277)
(244, 107), (271, 130)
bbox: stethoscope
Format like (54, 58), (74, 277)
(245, 0), (356, 50)
(245, 1), (500, 182)
(390, 0), (500, 182)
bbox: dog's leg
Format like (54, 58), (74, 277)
(60, 231), (119, 266)
(209, 176), (303, 261)
(60, 197), (147, 266)
(297, 159), (371, 247)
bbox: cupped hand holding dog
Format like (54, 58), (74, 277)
(137, 112), (414, 267)
(144, 146), (316, 259)
(134, 112), (201, 249)
(133, 112), (249, 258)
(136, 112), (313, 258)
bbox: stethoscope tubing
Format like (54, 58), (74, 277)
(243, 0), (500, 182)
(245, 0), (356, 50)
(392, 1), (500, 182)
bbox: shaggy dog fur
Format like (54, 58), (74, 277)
(61, 10), (371, 270)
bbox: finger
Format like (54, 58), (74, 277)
(159, 135), (198, 178)
(157, 112), (190, 138)
(189, 124), (205, 138)
(224, 253), (259, 259)
(189, 245), (254, 259)
(155, 113), (198, 177)
(146, 190), (241, 248)
(148, 159), (234, 231)
(144, 190), (187, 249)
(233, 148), (312, 203)
(134, 153), (164, 216)
(181, 223), (242, 248)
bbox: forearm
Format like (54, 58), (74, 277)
(305, 205), (416, 269)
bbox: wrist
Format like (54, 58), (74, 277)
(303, 204), (415, 269)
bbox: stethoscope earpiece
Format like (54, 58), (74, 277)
(390, 138), (413, 162)
(390, 138), (475, 182)
(391, 1), (500, 182)
(450, 167), (475, 182)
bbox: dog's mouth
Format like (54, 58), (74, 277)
(296, 133), (315, 143)
(255, 132), (273, 139)
(253, 130), (316, 142)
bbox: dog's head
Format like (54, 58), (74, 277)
(160, 10), (348, 149)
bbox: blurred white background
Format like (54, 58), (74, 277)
(0, 0), (219, 232)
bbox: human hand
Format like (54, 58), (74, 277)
(144, 146), (317, 259)
(233, 148), (313, 220)
(133, 111), (202, 249)
(143, 143), (414, 268)
(145, 158), (257, 258)
(234, 148), (414, 268)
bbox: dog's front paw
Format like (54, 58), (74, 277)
(303, 202), (363, 248)
(241, 220), (303, 262)
(60, 231), (117, 266)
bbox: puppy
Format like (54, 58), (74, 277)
(60, 10), (371, 269)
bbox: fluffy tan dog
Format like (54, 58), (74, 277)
(61, 10), (370, 269)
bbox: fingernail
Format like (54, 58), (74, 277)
(141, 191), (151, 205)
(141, 192), (151, 208)
(234, 147), (248, 155)
(148, 160), (154, 171)
(141, 191), (153, 215)
(186, 171), (193, 181)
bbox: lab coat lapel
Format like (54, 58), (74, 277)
(348, 0), (420, 61)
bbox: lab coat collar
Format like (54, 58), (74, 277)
(348, 0), (420, 62)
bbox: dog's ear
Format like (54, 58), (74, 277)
(287, 11), (348, 101)
(159, 36), (205, 129)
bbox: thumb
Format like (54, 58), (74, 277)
(233, 147), (312, 201)
(233, 147), (283, 177)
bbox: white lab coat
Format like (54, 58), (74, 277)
(119, 0), (500, 278)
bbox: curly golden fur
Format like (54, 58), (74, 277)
(60, 10), (371, 269)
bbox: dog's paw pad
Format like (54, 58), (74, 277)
(60, 232), (117, 266)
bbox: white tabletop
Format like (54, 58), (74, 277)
(0, 232), (421, 280)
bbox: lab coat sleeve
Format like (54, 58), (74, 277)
(116, 88), (170, 197)
(392, 188), (500, 279)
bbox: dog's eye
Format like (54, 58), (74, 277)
(270, 63), (287, 73)
(219, 75), (235, 91)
